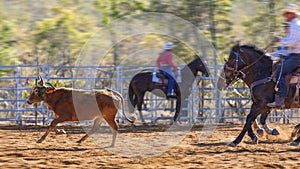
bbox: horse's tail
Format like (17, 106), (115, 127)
(290, 123), (300, 140)
(128, 81), (135, 114)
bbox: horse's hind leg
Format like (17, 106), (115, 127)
(260, 110), (279, 135)
(252, 119), (264, 137)
(128, 94), (138, 117)
(290, 124), (300, 146)
(137, 93), (146, 123)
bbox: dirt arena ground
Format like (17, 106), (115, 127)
(0, 123), (300, 169)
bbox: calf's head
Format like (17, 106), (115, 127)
(27, 77), (55, 104)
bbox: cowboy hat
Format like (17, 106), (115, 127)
(281, 4), (299, 15)
(163, 42), (174, 50)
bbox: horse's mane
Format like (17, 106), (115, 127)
(140, 69), (154, 73)
(240, 44), (265, 56)
(239, 43), (273, 63)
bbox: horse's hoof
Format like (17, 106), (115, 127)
(227, 142), (237, 147)
(257, 129), (264, 137)
(252, 136), (258, 144)
(174, 121), (181, 125)
(272, 129), (280, 135)
(290, 141), (299, 146)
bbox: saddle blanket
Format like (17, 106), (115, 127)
(152, 72), (160, 82)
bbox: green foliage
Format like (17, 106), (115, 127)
(0, 17), (19, 67)
(0, 0), (297, 69)
(32, 5), (94, 65)
(94, 0), (147, 25)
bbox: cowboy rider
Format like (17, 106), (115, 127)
(268, 4), (300, 108)
(156, 42), (179, 97)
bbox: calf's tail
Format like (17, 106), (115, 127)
(109, 89), (135, 123)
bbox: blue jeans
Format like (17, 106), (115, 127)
(159, 66), (175, 94)
(275, 53), (300, 98)
(163, 72), (175, 94)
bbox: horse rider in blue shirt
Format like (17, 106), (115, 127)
(268, 4), (300, 108)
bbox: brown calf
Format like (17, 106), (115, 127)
(27, 77), (135, 147)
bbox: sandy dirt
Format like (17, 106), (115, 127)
(0, 123), (300, 169)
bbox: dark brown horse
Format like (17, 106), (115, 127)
(128, 56), (209, 123)
(217, 43), (282, 146)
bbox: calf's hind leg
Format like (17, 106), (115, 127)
(104, 112), (119, 148)
(77, 117), (103, 143)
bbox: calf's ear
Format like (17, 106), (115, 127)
(38, 75), (44, 86)
(45, 88), (54, 94)
(45, 82), (55, 89)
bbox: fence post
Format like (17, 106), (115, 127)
(16, 66), (22, 125)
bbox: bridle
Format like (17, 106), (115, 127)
(225, 49), (246, 80)
(225, 47), (266, 81)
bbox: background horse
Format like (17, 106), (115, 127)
(128, 56), (209, 124)
(217, 43), (281, 146)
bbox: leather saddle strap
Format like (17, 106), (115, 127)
(250, 77), (272, 91)
(294, 74), (300, 103)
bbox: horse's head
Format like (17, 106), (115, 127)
(218, 43), (250, 90)
(193, 56), (210, 77)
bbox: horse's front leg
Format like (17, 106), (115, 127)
(229, 105), (260, 146)
(260, 110), (280, 135)
(172, 96), (181, 124)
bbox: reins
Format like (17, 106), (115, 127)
(240, 42), (274, 73)
(226, 44), (274, 90)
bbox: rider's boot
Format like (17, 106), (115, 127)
(267, 97), (285, 108)
(167, 89), (176, 97)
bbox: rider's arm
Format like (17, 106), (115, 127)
(156, 54), (162, 67)
(165, 52), (179, 70)
(280, 19), (300, 49)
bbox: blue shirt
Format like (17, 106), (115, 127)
(280, 18), (300, 54)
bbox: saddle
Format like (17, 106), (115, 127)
(152, 71), (168, 87)
(285, 67), (300, 108)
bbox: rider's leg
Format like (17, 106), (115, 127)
(278, 55), (300, 98)
(167, 77), (175, 95)
(268, 55), (299, 107)
(162, 71), (175, 96)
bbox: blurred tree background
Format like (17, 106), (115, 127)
(0, 0), (298, 72)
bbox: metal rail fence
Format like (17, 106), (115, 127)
(0, 65), (299, 125)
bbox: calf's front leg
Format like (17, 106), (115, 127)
(37, 117), (65, 143)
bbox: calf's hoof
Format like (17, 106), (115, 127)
(36, 139), (43, 143)
(272, 129), (279, 135)
(227, 142), (237, 147)
(257, 129), (264, 137)
(55, 129), (66, 135)
(290, 141), (299, 146)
